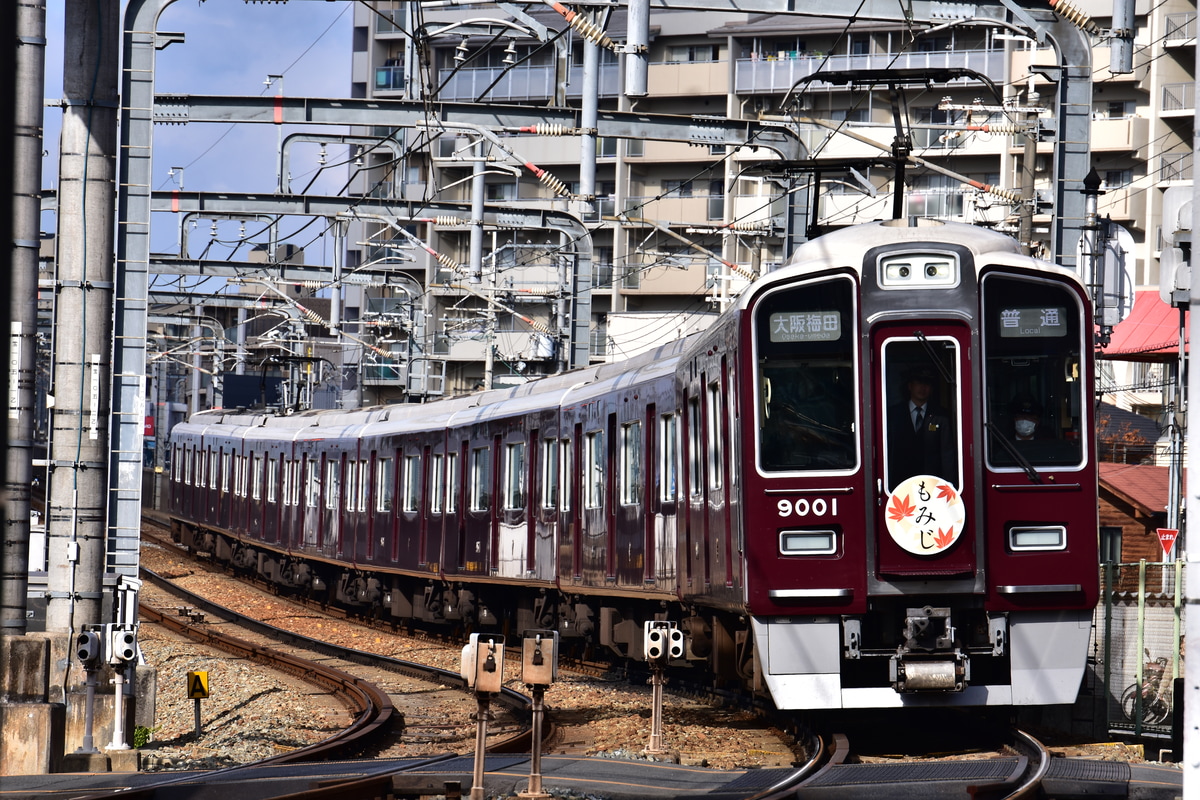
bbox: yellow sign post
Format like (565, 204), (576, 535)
(187, 670), (209, 736)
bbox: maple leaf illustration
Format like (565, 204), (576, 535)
(888, 493), (916, 522)
(936, 483), (956, 502)
(934, 528), (956, 548)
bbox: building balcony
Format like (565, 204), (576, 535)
(1091, 116), (1149, 155)
(375, 9), (406, 36)
(736, 49), (1008, 95)
(1162, 83), (1194, 117)
(375, 65), (405, 93)
(624, 258), (714, 296)
(436, 330), (557, 362)
(647, 60), (728, 97)
(623, 194), (725, 225)
(1097, 185), (1147, 225)
(435, 63), (620, 103)
(1165, 13), (1196, 47)
(1158, 151), (1192, 184)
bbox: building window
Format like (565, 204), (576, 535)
(664, 179), (693, 197)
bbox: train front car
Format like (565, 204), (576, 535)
(742, 219), (1098, 709)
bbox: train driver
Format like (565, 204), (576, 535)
(1011, 396), (1041, 441)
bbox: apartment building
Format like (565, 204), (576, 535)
(345, 0), (1191, 414)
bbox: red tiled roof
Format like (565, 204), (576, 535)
(1098, 462), (1176, 516)
(1101, 291), (1188, 360)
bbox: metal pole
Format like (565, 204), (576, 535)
(646, 666), (666, 754)
(108, 665), (130, 750)
(470, 693), (490, 800)
(2, 0), (46, 634)
(523, 685), (547, 798)
(76, 666), (100, 754)
(46, 0), (119, 637)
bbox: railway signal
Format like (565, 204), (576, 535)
(461, 634), (505, 800)
(520, 631), (558, 800)
(188, 670), (210, 737)
(643, 621), (682, 755)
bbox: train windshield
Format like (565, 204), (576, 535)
(881, 337), (962, 493)
(754, 277), (857, 472)
(982, 274), (1085, 469)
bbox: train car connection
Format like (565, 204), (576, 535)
(168, 218), (1098, 710)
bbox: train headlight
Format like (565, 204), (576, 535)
(779, 530), (836, 555)
(1008, 525), (1066, 551)
(879, 253), (958, 288)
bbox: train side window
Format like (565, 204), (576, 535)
(184, 447), (192, 486)
(584, 431), (604, 509)
(621, 421), (643, 505)
(209, 449), (218, 489)
(306, 456), (321, 507)
(706, 382), (723, 491)
(403, 454), (420, 512)
(541, 439), (559, 510)
(505, 442), (526, 510)
(266, 457), (278, 504)
(326, 460), (340, 510)
(377, 456), (394, 513)
(221, 451), (231, 494)
(358, 460), (369, 512)
(430, 454), (445, 513)
(252, 455), (262, 500)
(754, 277), (857, 473)
(470, 446), (491, 511)
(446, 451), (459, 513)
(687, 397), (702, 497)
(234, 455), (244, 497)
(660, 412), (679, 503)
(281, 459), (292, 506)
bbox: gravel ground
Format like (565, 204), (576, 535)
(138, 538), (802, 771)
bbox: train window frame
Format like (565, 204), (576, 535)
(446, 450), (459, 513)
(687, 397), (702, 497)
(585, 431), (604, 509)
(660, 412), (679, 504)
(306, 456), (321, 508)
(504, 441), (526, 511)
(325, 460), (340, 511)
(430, 453), (445, 514)
(376, 456), (394, 513)
(470, 446), (491, 511)
(706, 382), (723, 491)
(251, 454), (262, 500)
(621, 420), (643, 506)
(540, 438), (559, 510)
(880, 335), (963, 492)
(403, 454), (421, 512)
(266, 457), (278, 504)
(753, 275), (859, 476)
(980, 272), (1087, 472)
(357, 459), (369, 512)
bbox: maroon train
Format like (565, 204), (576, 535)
(169, 219), (1099, 709)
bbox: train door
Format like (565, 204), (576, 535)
(872, 323), (976, 579)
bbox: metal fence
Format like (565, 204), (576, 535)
(1096, 560), (1185, 739)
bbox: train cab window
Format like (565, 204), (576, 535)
(430, 454), (445, 513)
(754, 277), (857, 472)
(403, 454), (421, 512)
(982, 275), (1085, 469)
(470, 446), (491, 511)
(882, 338), (961, 491)
(326, 460), (340, 510)
(585, 431), (604, 509)
(621, 420), (643, 505)
(376, 456), (394, 513)
(266, 457), (278, 503)
(306, 457), (321, 507)
(504, 442), (526, 510)
(446, 451), (459, 513)
(541, 439), (559, 510)
(660, 413), (679, 503)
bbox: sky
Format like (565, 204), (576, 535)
(42, 0), (353, 262)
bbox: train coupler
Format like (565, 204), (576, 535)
(890, 651), (969, 692)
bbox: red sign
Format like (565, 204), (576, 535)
(1157, 528), (1178, 556)
(144, 415), (154, 437)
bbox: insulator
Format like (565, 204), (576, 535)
(436, 252), (462, 273)
(566, 12), (615, 50)
(1048, 0), (1100, 34)
(299, 308), (324, 325)
(727, 220), (771, 232)
(986, 185), (1023, 204)
(432, 215), (462, 226)
(538, 171), (569, 196)
(533, 123), (569, 136)
(297, 280), (323, 289)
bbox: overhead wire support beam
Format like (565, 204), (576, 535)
(152, 95), (808, 162)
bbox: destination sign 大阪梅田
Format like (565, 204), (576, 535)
(769, 311), (841, 342)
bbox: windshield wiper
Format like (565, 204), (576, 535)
(985, 421), (1043, 484)
(913, 330), (954, 385)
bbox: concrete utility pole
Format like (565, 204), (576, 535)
(3, 0), (46, 634)
(45, 0), (119, 638)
